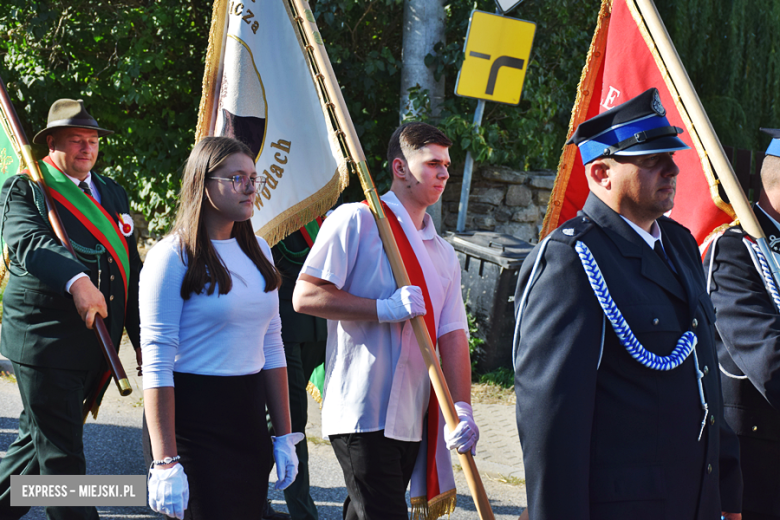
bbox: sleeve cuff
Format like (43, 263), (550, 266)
(65, 272), (89, 294)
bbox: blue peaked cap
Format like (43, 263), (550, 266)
(566, 88), (690, 165)
(761, 128), (780, 158)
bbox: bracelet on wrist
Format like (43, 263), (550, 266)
(151, 455), (181, 468)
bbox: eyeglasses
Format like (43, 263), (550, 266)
(207, 174), (267, 192)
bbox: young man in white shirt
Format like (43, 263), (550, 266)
(293, 122), (477, 519)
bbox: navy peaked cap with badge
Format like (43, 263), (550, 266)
(566, 88), (690, 165)
(760, 128), (780, 158)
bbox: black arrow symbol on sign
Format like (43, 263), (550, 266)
(469, 51), (525, 96)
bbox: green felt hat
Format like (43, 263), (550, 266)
(33, 99), (113, 144)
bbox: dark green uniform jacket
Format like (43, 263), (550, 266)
(0, 161), (142, 370)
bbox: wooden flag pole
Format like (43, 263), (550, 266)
(0, 75), (132, 400)
(288, 0), (496, 518)
(634, 0), (780, 278)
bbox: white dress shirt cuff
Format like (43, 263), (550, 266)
(65, 272), (89, 294)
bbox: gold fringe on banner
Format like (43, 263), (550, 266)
(195, 0), (228, 143)
(540, 0), (613, 240)
(626, 0), (735, 222)
(411, 488), (457, 520)
(195, 0), (349, 246)
(699, 219), (739, 256)
(305, 380), (322, 405)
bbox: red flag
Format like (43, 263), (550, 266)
(541, 0), (735, 244)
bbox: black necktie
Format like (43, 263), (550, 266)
(654, 241), (676, 273)
(78, 181), (93, 198)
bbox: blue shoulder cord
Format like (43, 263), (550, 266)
(744, 238), (780, 311)
(514, 237), (708, 440)
(574, 241), (708, 441)
(1, 175), (105, 281)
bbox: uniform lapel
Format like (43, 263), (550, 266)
(583, 194), (687, 302)
(92, 174), (116, 218)
(660, 224), (699, 317)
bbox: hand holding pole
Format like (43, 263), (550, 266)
(0, 75), (132, 399)
(287, 1), (495, 517)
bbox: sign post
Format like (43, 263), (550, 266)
(454, 9), (536, 232)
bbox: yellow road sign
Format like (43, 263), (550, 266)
(455, 11), (536, 105)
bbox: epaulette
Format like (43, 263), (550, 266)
(657, 214), (689, 230)
(725, 225), (746, 236)
(549, 214), (596, 245)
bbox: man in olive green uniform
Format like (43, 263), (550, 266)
(265, 225), (326, 520)
(0, 99), (142, 520)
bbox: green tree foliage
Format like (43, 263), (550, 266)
(3, 1), (774, 226)
(655, 0), (780, 152)
(0, 1), (211, 232)
(313, 0), (601, 200)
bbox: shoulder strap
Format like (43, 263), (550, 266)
(39, 157), (130, 299)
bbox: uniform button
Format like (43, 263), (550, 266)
(710, 415), (715, 426)
(109, 295), (114, 301)
(752, 426), (758, 432)
(110, 275), (115, 281)
(707, 464), (712, 474)
(703, 365), (709, 375)
(108, 257), (113, 263)
(692, 318), (698, 329)
(652, 318), (659, 326)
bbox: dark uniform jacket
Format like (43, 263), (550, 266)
(704, 205), (780, 517)
(513, 194), (742, 520)
(273, 229), (327, 344)
(0, 165), (142, 371)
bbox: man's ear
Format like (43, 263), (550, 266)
(391, 157), (407, 181)
(587, 159), (611, 189)
(46, 133), (56, 153)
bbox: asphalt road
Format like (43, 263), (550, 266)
(0, 342), (525, 519)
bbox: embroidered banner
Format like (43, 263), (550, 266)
(196, 0), (348, 246)
(0, 97), (23, 266)
(541, 0), (735, 244)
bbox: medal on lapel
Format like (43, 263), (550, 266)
(117, 213), (134, 237)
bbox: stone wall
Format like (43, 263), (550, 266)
(441, 165), (556, 244)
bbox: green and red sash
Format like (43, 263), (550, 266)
(39, 156), (130, 302)
(299, 216), (324, 247)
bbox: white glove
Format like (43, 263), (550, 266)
(444, 402), (479, 455)
(272, 432), (305, 490)
(376, 285), (426, 323)
(148, 463), (189, 519)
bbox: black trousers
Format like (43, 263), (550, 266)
(278, 340), (325, 520)
(0, 362), (101, 520)
(743, 512), (780, 520)
(330, 431), (420, 520)
(144, 371), (272, 520)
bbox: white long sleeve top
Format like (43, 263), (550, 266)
(141, 235), (285, 389)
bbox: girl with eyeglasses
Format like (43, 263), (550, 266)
(140, 136), (302, 519)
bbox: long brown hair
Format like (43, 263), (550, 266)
(172, 136), (281, 299)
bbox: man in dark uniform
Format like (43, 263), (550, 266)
(703, 128), (780, 520)
(0, 99), (142, 520)
(264, 224), (327, 520)
(513, 88), (742, 520)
